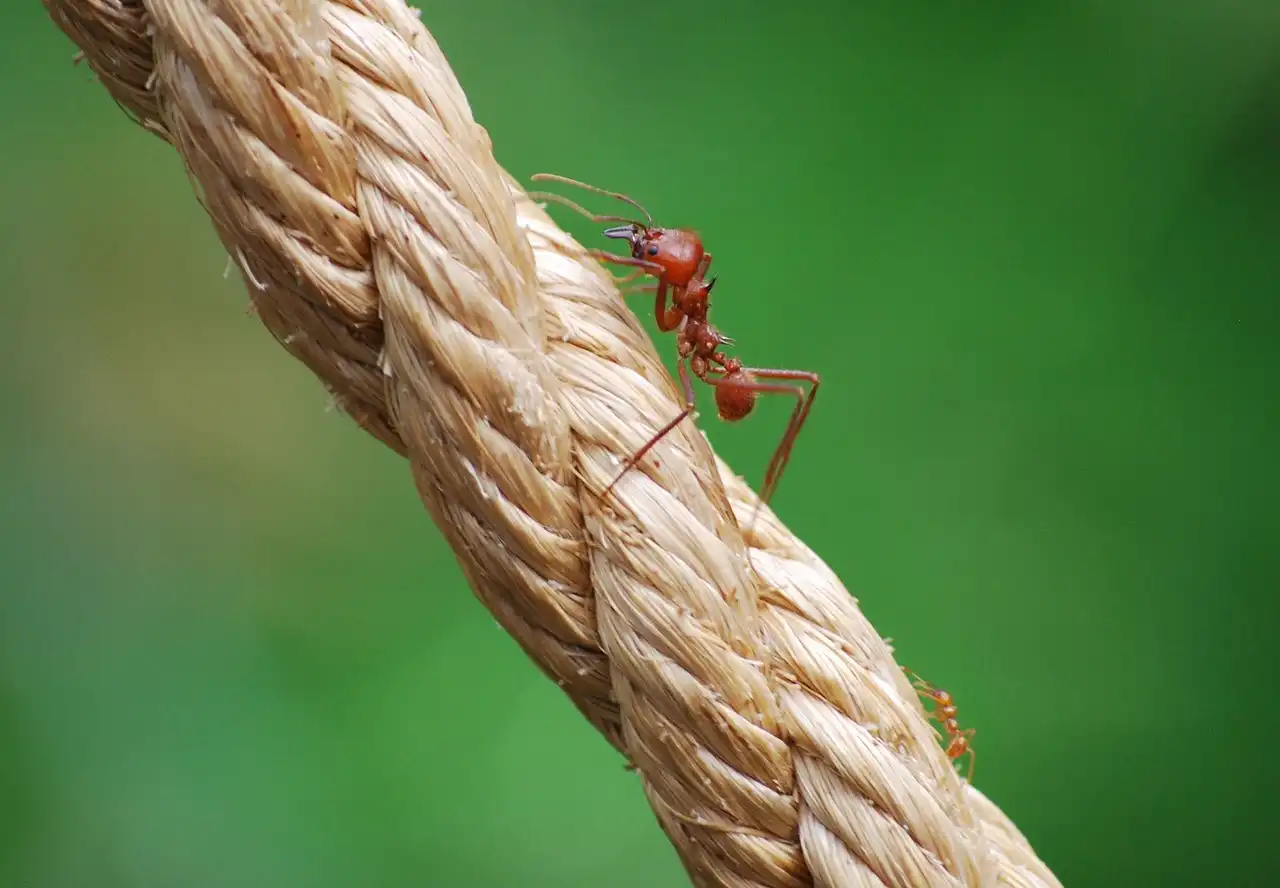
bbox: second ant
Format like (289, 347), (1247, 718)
(904, 668), (978, 782)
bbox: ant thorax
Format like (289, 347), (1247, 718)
(677, 282), (710, 319)
(679, 318), (724, 360)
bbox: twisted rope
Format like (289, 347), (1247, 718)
(42, 3), (1063, 887)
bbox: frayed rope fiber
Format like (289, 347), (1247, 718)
(42, 2), (1063, 886)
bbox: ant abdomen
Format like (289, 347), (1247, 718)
(715, 372), (756, 422)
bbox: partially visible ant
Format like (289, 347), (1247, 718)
(903, 668), (977, 783)
(530, 173), (820, 512)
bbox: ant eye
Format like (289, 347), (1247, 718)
(647, 245), (659, 256)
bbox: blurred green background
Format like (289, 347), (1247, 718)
(3, 2), (1278, 886)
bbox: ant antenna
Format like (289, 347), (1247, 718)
(531, 173), (654, 228)
(527, 190), (648, 230)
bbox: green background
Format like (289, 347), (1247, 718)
(3, 2), (1277, 886)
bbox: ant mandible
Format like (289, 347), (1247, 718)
(903, 668), (977, 782)
(530, 173), (821, 510)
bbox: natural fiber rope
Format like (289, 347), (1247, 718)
(41, 3), (1063, 887)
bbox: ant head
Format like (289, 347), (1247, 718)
(604, 223), (675, 269)
(607, 226), (704, 287)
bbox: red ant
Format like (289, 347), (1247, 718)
(530, 174), (820, 510)
(904, 668), (977, 782)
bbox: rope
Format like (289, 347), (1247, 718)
(41, 3), (1063, 887)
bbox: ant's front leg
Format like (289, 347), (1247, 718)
(695, 252), (713, 280)
(616, 280), (684, 331)
(589, 250), (666, 279)
(653, 280), (684, 332)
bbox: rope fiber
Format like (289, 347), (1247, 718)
(41, 2), (1064, 887)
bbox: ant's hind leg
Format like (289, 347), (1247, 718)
(603, 360), (698, 499)
(705, 366), (819, 520)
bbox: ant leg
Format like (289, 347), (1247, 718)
(963, 736), (977, 783)
(909, 676), (941, 698)
(901, 666), (927, 685)
(902, 668), (949, 706)
(695, 252), (714, 279)
(530, 173), (655, 227)
(741, 368), (821, 506)
(704, 367), (820, 509)
(589, 251), (666, 279)
(623, 281), (690, 332)
(612, 269), (645, 286)
(653, 280), (684, 332)
(701, 373), (805, 532)
(903, 669), (946, 708)
(602, 359), (697, 500)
